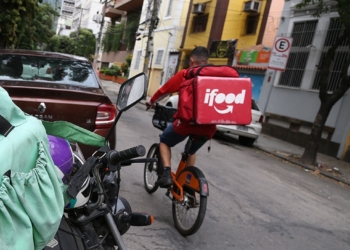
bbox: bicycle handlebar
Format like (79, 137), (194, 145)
(107, 145), (146, 165)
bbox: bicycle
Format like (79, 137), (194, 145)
(144, 103), (209, 236)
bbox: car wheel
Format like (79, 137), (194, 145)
(166, 102), (173, 107)
(239, 136), (256, 147)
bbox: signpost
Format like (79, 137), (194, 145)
(268, 36), (293, 72)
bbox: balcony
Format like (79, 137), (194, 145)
(113, 0), (144, 12)
(104, 6), (125, 19)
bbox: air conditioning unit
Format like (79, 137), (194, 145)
(192, 3), (206, 14)
(93, 14), (102, 23)
(243, 1), (261, 12)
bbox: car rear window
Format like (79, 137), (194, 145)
(0, 54), (99, 88)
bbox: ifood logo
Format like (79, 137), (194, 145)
(204, 89), (246, 114)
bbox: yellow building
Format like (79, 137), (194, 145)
(178, 0), (270, 69)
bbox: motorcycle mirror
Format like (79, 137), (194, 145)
(104, 72), (146, 143)
(116, 72), (146, 112)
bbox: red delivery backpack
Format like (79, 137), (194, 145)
(174, 65), (252, 125)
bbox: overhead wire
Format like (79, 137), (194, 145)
(102, 0), (341, 61)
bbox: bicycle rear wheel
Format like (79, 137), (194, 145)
(144, 143), (160, 193)
(172, 166), (208, 236)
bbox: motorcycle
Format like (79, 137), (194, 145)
(46, 72), (155, 250)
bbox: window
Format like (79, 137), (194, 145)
(278, 20), (318, 88)
(134, 51), (142, 70)
(0, 54), (99, 88)
(154, 50), (164, 65)
(245, 15), (259, 35)
(192, 14), (208, 33)
(165, 0), (174, 17)
(312, 18), (350, 92)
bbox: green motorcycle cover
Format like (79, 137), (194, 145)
(0, 87), (66, 250)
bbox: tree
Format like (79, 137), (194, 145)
(296, 0), (350, 165)
(0, 0), (58, 49)
(46, 29), (96, 62)
(69, 28), (96, 61)
(46, 35), (76, 55)
(16, 3), (58, 49)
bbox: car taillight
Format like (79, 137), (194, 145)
(258, 115), (264, 123)
(96, 104), (117, 129)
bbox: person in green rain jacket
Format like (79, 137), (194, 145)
(0, 87), (65, 250)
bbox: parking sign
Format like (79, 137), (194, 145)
(268, 36), (293, 72)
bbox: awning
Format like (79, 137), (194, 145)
(234, 65), (267, 71)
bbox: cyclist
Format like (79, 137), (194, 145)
(146, 46), (216, 188)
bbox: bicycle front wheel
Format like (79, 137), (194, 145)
(144, 143), (160, 194)
(172, 166), (208, 236)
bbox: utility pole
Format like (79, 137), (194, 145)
(76, 7), (90, 40)
(142, 0), (160, 75)
(93, 0), (108, 70)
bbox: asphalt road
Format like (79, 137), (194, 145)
(110, 102), (350, 250)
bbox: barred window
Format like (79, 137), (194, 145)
(134, 51), (142, 70)
(278, 21), (318, 88)
(154, 50), (164, 65)
(165, 0), (174, 17)
(192, 14), (209, 33)
(311, 18), (350, 92)
(245, 15), (259, 35)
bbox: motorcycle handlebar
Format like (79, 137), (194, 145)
(107, 145), (146, 165)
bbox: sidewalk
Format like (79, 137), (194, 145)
(101, 79), (350, 186)
(255, 134), (350, 186)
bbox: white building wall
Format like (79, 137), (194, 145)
(129, 0), (188, 80)
(56, 0), (75, 35)
(259, 0), (350, 158)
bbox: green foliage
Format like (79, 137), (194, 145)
(124, 14), (140, 50)
(0, 0), (59, 49)
(104, 65), (121, 76)
(125, 54), (132, 67)
(120, 54), (132, 77)
(296, 0), (350, 28)
(102, 22), (124, 52)
(46, 29), (96, 61)
(69, 28), (96, 61)
(100, 67), (107, 74)
(46, 35), (76, 54)
(102, 12), (141, 52)
(120, 63), (129, 77)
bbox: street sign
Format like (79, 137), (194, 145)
(268, 36), (293, 72)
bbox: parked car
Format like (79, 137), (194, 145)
(216, 99), (263, 146)
(165, 94), (263, 147)
(0, 49), (116, 157)
(165, 94), (178, 108)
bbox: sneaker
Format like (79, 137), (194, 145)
(155, 167), (173, 188)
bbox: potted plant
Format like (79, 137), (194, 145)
(99, 67), (107, 80)
(104, 66), (118, 81)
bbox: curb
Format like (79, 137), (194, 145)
(255, 146), (350, 186)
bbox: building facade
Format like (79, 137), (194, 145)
(43, 0), (63, 33)
(258, 0), (350, 161)
(230, 0), (283, 103)
(177, 0), (270, 70)
(71, 0), (105, 36)
(100, 0), (143, 68)
(129, 0), (190, 96)
(56, 0), (75, 36)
